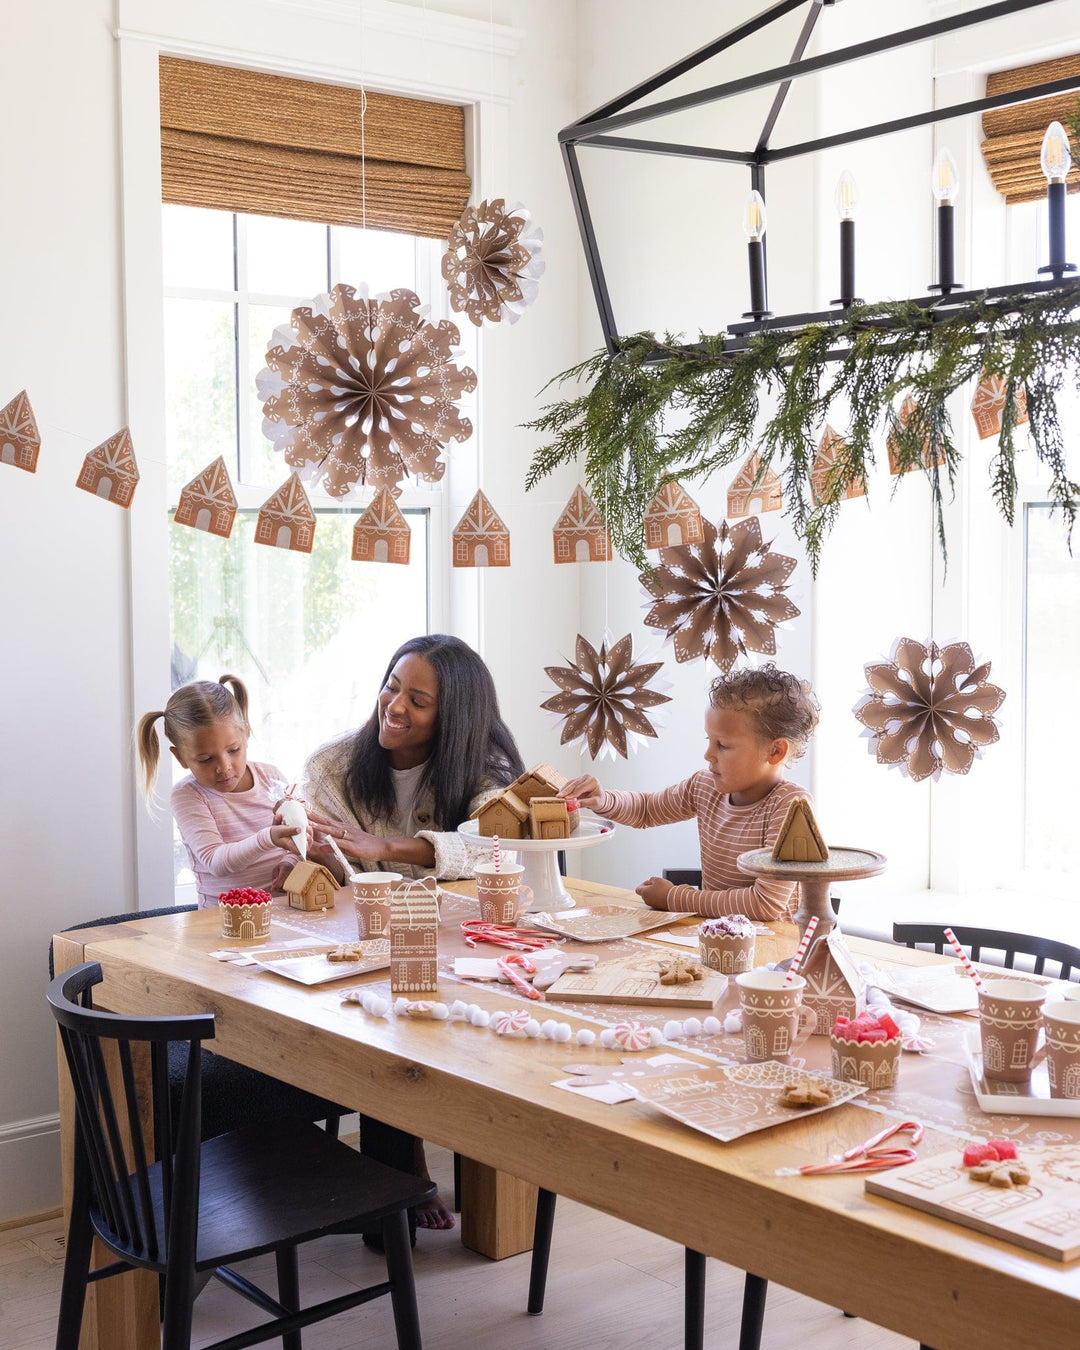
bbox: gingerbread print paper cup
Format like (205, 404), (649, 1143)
(351, 871), (402, 941)
(1043, 1000), (1080, 1099)
(735, 970), (817, 1064)
(978, 979), (1045, 1082)
(475, 862), (526, 925)
(829, 1033), (901, 1089)
(219, 889), (273, 941)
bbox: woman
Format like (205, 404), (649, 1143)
(302, 633), (525, 1230)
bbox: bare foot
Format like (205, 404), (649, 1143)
(414, 1195), (455, 1230)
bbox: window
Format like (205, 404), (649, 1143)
(163, 204), (468, 893)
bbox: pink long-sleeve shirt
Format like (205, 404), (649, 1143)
(594, 774), (807, 921)
(171, 761), (292, 907)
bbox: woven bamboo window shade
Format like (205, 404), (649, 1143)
(160, 57), (470, 238)
(981, 55), (1080, 204)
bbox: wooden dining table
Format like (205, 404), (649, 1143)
(52, 878), (1080, 1350)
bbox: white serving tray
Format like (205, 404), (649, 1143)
(246, 941), (391, 986)
(964, 1027), (1080, 1117)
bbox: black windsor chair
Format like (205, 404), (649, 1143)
(892, 923), (1080, 980)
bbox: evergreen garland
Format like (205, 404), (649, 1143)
(524, 287), (1080, 573)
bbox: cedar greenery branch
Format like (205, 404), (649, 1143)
(524, 287), (1080, 574)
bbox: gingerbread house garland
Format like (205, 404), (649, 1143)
(175, 456), (238, 538)
(887, 397), (947, 476)
(76, 427), (140, 507)
(727, 452), (782, 519)
(553, 485), (612, 563)
(353, 487), (411, 564)
(255, 472), (316, 553)
(970, 372), (1029, 441)
(811, 425), (866, 505)
(644, 481), (705, 550)
(452, 489), (511, 567)
(389, 879), (441, 995)
(800, 930), (866, 1031)
(0, 390), (41, 473)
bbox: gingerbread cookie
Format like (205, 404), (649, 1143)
(327, 943), (365, 963)
(658, 958), (704, 986)
(969, 1161), (1031, 1189)
(778, 1080), (832, 1109)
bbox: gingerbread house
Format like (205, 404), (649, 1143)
(283, 860), (338, 912)
(528, 796), (571, 840)
(887, 397), (947, 475)
(810, 425), (866, 505)
(389, 879), (440, 995)
(772, 797), (829, 863)
(255, 472), (316, 553)
(970, 372), (1029, 441)
(353, 487), (411, 564)
(175, 456), (238, 538)
(452, 489), (511, 567)
(76, 427), (140, 507)
(0, 390), (41, 473)
(800, 929), (866, 1032)
(510, 763), (567, 804)
(553, 485), (612, 563)
(644, 481), (704, 550)
(726, 453), (782, 518)
(471, 789), (530, 839)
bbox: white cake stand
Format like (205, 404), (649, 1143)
(456, 817), (616, 912)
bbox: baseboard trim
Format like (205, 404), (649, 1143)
(0, 1113), (62, 1224)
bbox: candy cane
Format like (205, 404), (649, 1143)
(943, 928), (984, 989)
(460, 920), (561, 952)
(784, 915), (819, 985)
(498, 954), (544, 1001)
(779, 1120), (924, 1176)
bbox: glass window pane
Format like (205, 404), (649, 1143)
(247, 302), (298, 487)
(245, 213), (329, 298)
(1024, 504), (1080, 876)
(164, 298), (237, 496)
(163, 205), (234, 291)
(336, 225), (417, 294)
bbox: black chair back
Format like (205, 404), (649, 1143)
(892, 923), (1080, 981)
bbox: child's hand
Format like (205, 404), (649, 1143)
(636, 876), (674, 910)
(560, 774), (604, 809)
(270, 822), (303, 853)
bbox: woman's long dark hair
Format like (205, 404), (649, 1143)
(344, 634), (524, 831)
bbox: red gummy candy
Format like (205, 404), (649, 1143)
(878, 1014), (901, 1039)
(859, 1027), (889, 1043)
(988, 1139), (1018, 1160)
(963, 1143), (999, 1167)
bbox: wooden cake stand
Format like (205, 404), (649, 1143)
(736, 845), (886, 952)
(457, 817), (616, 912)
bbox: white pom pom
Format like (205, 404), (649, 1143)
(394, 997), (410, 1015)
(723, 1010), (743, 1034)
(683, 1017), (703, 1037)
(648, 1027), (665, 1047)
(540, 1020), (558, 1039)
(600, 1029), (616, 1049)
(663, 1020), (684, 1041)
(369, 997), (389, 1018)
(866, 986), (891, 1008)
(896, 1011), (920, 1036)
(466, 1004), (483, 1020)
(449, 999), (469, 1020)
(576, 1028), (596, 1046)
(554, 1023), (572, 1043)
(525, 1019), (542, 1038)
(703, 1016), (722, 1036)
(430, 1003), (449, 1020)
(361, 993), (377, 1013)
(470, 1009), (491, 1027)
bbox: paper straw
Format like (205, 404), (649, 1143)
(944, 928), (984, 989)
(492, 834), (501, 872)
(784, 915), (819, 985)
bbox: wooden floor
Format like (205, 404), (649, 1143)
(0, 1145), (913, 1349)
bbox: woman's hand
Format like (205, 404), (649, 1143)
(307, 810), (389, 865)
(636, 876), (674, 910)
(560, 774), (604, 810)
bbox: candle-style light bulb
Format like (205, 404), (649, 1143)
(835, 169), (857, 221)
(742, 190), (770, 319)
(931, 148), (959, 204)
(1038, 121), (1076, 281)
(930, 148), (960, 295)
(833, 170), (860, 307)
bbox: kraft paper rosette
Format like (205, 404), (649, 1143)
(442, 198), (545, 327)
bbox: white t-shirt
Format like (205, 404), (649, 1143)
(390, 761), (428, 837)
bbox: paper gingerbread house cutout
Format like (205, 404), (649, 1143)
(0, 390), (41, 473)
(510, 762), (568, 805)
(452, 490), (511, 567)
(644, 481), (705, 550)
(727, 453), (782, 519)
(553, 485), (612, 563)
(283, 860), (338, 911)
(970, 372), (1029, 441)
(887, 397), (947, 476)
(800, 929), (866, 1030)
(389, 879), (441, 995)
(255, 472), (316, 553)
(811, 425), (866, 505)
(76, 427), (140, 507)
(529, 796), (570, 840)
(471, 789), (530, 839)
(772, 797), (829, 863)
(175, 456), (238, 538)
(353, 488), (411, 564)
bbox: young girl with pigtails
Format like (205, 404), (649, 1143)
(135, 674), (306, 907)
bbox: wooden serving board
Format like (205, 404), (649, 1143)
(867, 1145), (1080, 1261)
(543, 951), (726, 1009)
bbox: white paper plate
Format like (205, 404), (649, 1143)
(964, 1028), (1080, 1117)
(246, 941), (391, 986)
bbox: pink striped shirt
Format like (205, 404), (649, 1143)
(595, 775), (808, 921)
(171, 761), (292, 907)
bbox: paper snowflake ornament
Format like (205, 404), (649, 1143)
(541, 634), (672, 760)
(442, 198), (545, 326)
(0, 390), (41, 473)
(970, 371), (1029, 441)
(257, 284), (476, 498)
(853, 637), (1006, 782)
(640, 516), (800, 671)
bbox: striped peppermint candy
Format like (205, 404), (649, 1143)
(492, 1008), (532, 1036)
(612, 1020), (652, 1052)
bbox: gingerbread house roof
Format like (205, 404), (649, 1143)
(389, 881), (440, 930)
(0, 390), (41, 473)
(471, 788), (530, 823)
(887, 397), (946, 475)
(970, 372), (1029, 441)
(772, 797), (829, 863)
(512, 763), (567, 798)
(800, 929), (865, 1010)
(811, 425), (866, 504)
(454, 490), (509, 543)
(727, 452), (782, 518)
(553, 486), (612, 551)
(644, 481), (705, 545)
(76, 427), (140, 506)
(283, 860), (337, 895)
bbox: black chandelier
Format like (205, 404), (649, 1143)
(559, 0), (1080, 358)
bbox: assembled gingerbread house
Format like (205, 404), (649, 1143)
(887, 397), (947, 475)
(553, 485), (612, 563)
(353, 487), (411, 564)
(471, 788), (530, 839)
(76, 427), (140, 507)
(643, 481), (704, 550)
(389, 879), (440, 994)
(772, 797), (829, 863)
(283, 860), (338, 911)
(255, 472), (316, 553)
(470, 764), (572, 839)
(800, 929), (866, 1031)
(0, 390), (41, 473)
(452, 489), (511, 567)
(970, 372), (1029, 441)
(726, 453), (782, 518)
(810, 425), (866, 505)
(528, 796), (571, 840)
(175, 456), (238, 538)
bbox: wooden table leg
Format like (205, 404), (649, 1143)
(53, 930), (160, 1350)
(458, 1156), (538, 1260)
